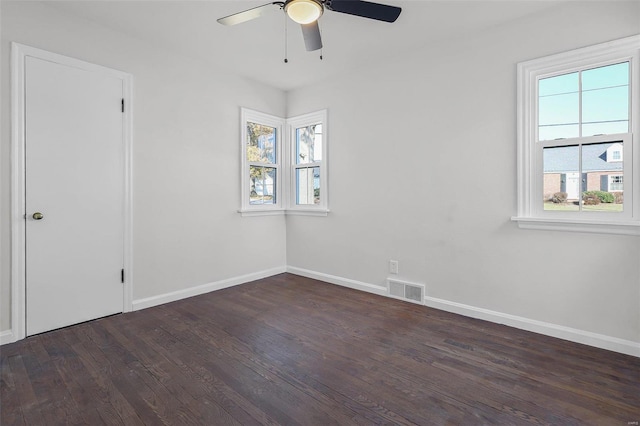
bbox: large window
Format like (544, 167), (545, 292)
(514, 35), (639, 235)
(240, 108), (328, 216)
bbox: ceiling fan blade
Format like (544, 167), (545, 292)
(301, 21), (323, 51)
(326, 0), (401, 23)
(217, 2), (282, 26)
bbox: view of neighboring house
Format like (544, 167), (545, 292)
(543, 142), (623, 200)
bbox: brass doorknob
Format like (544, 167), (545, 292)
(32, 212), (44, 220)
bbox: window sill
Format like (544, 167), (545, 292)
(238, 208), (330, 217)
(511, 216), (640, 236)
(286, 209), (330, 217)
(238, 209), (285, 217)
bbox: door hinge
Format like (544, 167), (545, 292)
(121, 98), (124, 113)
(121, 269), (125, 284)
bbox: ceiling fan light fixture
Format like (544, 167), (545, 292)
(285, 0), (323, 24)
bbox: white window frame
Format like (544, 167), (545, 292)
(513, 35), (640, 236)
(286, 110), (329, 216)
(239, 108), (285, 216)
(239, 108), (328, 217)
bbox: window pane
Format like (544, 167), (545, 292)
(249, 166), (276, 205)
(582, 142), (623, 212)
(296, 167), (320, 205)
(582, 86), (629, 126)
(582, 62), (629, 91)
(538, 92), (579, 127)
(538, 90), (579, 140)
(247, 122), (276, 164)
(537, 63), (630, 141)
(543, 145), (579, 211)
(539, 72), (578, 96)
(296, 124), (322, 164)
(539, 124), (580, 141)
(582, 121), (629, 137)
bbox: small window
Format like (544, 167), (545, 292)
(609, 175), (623, 192)
(514, 35), (639, 235)
(240, 109), (284, 213)
(287, 110), (328, 213)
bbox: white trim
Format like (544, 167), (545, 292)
(285, 209), (329, 217)
(10, 43), (134, 340)
(10, 43), (26, 341)
(132, 266), (287, 311)
(0, 330), (16, 345)
(286, 266), (387, 296)
(423, 295), (640, 358)
(238, 209), (286, 217)
(122, 71), (134, 313)
(516, 35), (640, 234)
(511, 216), (640, 235)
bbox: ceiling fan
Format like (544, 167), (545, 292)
(217, 0), (402, 52)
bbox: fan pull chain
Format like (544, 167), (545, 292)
(283, 12), (288, 63)
(319, 25), (323, 60)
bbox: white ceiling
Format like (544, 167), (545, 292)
(47, 0), (562, 91)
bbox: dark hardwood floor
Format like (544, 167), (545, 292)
(1, 273), (639, 425)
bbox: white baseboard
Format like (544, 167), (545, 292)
(0, 329), (15, 345)
(132, 266), (287, 311)
(286, 266), (387, 296)
(423, 296), (640, 358)
(288, 267), (639, 358)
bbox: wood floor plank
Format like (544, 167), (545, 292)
(2, 273), (639, 425)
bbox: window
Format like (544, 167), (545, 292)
(514, 35), (639, 235)
(609, 175), (623, 192)
(240, 109), (284, 214)
(607, 143), (623, 162)
(240, 108), (328, 216)
(287, 110), (328, 213)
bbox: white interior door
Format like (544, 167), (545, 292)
(25, 55), (125, 336)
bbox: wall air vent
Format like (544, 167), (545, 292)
(387, 278), (425, 305)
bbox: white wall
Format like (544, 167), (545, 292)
(0, 1), (287, 332)
(286, 2), (640, 344)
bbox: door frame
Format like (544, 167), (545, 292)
(10, 43), (134, 342)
